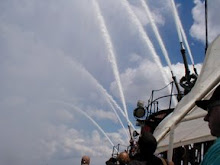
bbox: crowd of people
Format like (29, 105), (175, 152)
(81, 84), (220, 165)
(105, 131), (173, 165)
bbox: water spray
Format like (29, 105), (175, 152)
(122, 0), (171, 88)
(170, 0), (197, 75)
(67, 57), (130, 137)
(54, 101), (115, 147)
(108, 101), (130, 140)
(170, 0), (197, 95)
(139, 0), (178, 104)
(92, 0), (134, 133)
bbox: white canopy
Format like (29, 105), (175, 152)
(154, 35), (220, 154)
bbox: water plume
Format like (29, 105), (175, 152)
(92, 0), (129, 123)
(170, 0), (195, 66)
(140, 0), (173, 72)
(138, 0), (178, 105)
(55, 101), (115, 147)
(121, 0), (171, 90)
(179, 17), (195, 66)
(108, 102), (130, 140)
(170, 0), (183, 43)
(67, 57), (131, 138)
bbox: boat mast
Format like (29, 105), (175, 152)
(205, 0), (208, 54)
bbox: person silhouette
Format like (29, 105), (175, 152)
(128, 132), (173, 165)
(81, 155), (90, 165)
(195, 84), (220, 165)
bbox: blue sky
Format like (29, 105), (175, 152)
(0, 0), (220, 165)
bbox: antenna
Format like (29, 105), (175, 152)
(205, 0), (208, 54)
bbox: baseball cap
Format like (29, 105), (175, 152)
(195, 84), (220, 111)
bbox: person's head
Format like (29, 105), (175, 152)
(117, 151), (130, 165)
(81, 155), (90, 165)
(138, 132), (157, 156)
(195, 84), (220, 137)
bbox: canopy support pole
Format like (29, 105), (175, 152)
(168, 124), (175, 162)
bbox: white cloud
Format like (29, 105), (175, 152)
(190, 0), (206, 43)
(87, 109), (119, 123)
(111, 60), (168, 104)
(128, 0), (166, 27)
(190, 0), (220, 43)
(129, 53), (143, 63)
